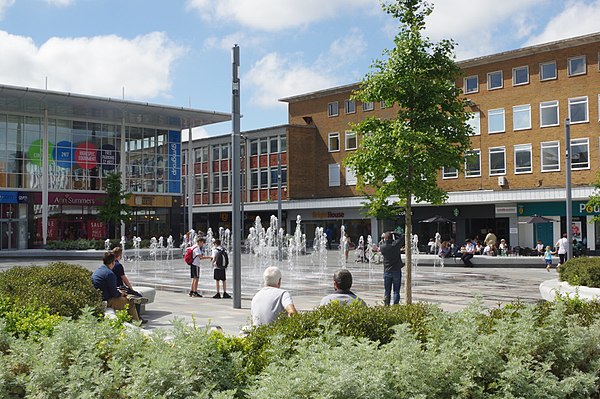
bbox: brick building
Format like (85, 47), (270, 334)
(191, 32), (600, 251)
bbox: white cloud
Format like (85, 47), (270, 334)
(246, 52), (337, 108)
(318, 29), (367, 67)
(0, 0), (15, 19)
(44, 0), (75, 6)
(525, 0), (600, 46)
(203, 31), (266, 52)
(0, 31), (186, 100)
(186, 0), (379, 31)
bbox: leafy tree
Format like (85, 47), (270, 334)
(345, 0), (472, 303)
(97, 172), (131, 239)
(586, 172), (600, 223)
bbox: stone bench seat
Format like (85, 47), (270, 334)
(102, 285), (156, 318)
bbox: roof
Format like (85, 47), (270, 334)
(279, 32), (600, 103)
(0, 84), (231, 130)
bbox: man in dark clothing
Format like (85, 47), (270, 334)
(92, 252), (143, 322)
(379, 231), (403, 305)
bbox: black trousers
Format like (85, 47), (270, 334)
(461, 253), (474, 267)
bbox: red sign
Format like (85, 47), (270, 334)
(87, 220), (106, 240)
(75, 143), (98, 169)
(33, 192), (105, 206)
(48, 219), (58, 241)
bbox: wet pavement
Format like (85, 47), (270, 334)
(0, 251), (553, 335)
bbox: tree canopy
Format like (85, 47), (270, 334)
(345, 0), (473, 303)
(97, 172), (131, 239)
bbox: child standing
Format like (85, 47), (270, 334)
(211, 239), (231, 299)
(544, 245), (555, 272)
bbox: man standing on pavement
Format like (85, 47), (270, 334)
(92, 251), (146, 322)
(251, 266), (297, 326)
(379, 231), (403, 305)
(555, 233), (569, 266)
(189, 237), (212, 298)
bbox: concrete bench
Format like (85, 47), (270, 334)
(102, 286), (156, 317)
(413, 254), (557, 268)
(540, 279), (600, 301)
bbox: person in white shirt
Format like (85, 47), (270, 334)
(189, 237), (212, 298)
(555, 233), (569, 266)
(251, 266), (297, 326)
(320, 269), (366, 306)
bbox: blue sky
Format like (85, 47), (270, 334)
(0, 0), (599, 138)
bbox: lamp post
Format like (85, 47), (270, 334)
(565, 118), (573, 260)
(231, 44), (242, 309)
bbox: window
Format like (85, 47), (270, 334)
(362, 101), (374, 111)
(488, 108), (505, 133)
(489, 147), (506, 175)
(328, 102), (339, 117)
(260, 168), (268, 188)
(540, 61), (557, 81)
(464, 75), (478, 93)
(344, 99), (356, 114)
(212, 145), (220, 161)
(541, 141), (560, 172)
(465, 149), (481, 177)
(221, 172), (229, 191)
(540, 100), (559, 127)
(571, 138), (589, 170)
(280, 136), (287, 152)
(467, 112), (480, 135)
(513, 104), (531, 131)
(250, 139), (258, 156)
(269, 137), (279, 153)
(345, 131), (357, 150)
(512, 66), (529, 86)
(221, 144), (229, 159)
(514, 144), (532, 174)
(250, 169), (259, 189)
(487, 71), (503, 90)
(568, 55), (586, 76)
(345, 166), (357, 185)
(380, 101), (389, 109)
(328, 163), (340, 187)
(260, 139), (268, 154)
(442, 166), (458, 179)
(328, 132), (340, 152)
(568, 97), (588, 123)
(212, 174), (220, 192)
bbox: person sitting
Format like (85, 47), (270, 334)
(535, 240), (544, 256)
(499, 239), (508, 256)
(438, 241), (450, 258)
(461, 238), (475, 267)
(320, 269), (366, 306)
(251, 266), (298, 326)
(483, 243), (496, 256)
(427, 238), (436, 254)
(112, 247), (148, 320)
(92, 252), (147, 323)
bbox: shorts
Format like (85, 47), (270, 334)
(545, 259), (553, 266)
(190, 264), (200, 279)
(213, 268), (226, 281)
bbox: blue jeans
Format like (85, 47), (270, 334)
(384, 271), (402, 305)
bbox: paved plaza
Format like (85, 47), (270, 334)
(0, 250), (555, 335)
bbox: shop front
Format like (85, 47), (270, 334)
(125, 194), (177, 240)
(0, 191), (30, 250)
(294, 209), (374, 249)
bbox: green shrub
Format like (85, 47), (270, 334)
(0, 295), (63, 339)
(559, 257), (600, 288)
(0, 263), (103, 318)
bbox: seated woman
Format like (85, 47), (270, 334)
(438, 241), (450, 258)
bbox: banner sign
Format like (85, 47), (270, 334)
(53, 141), (75, 169)
(0, 191), (18, 204)
(98, 144), (119, 170)
(75, 143), (98, 169)
(87, 220), (106, 240)
(168, 130), (181, 193)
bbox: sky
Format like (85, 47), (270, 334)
(0, 0), (599, 139)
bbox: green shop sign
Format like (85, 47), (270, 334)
(28, 139), (54, 167)
(518, 201), (600, 217)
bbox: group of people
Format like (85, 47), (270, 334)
(457, 229), (510, 267)
(187, 237), (232, 299)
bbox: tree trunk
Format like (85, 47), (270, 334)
(404, 193), (412, 304)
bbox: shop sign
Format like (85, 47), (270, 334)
(34, 193), (104, 206)
(75, 143), (98, 170)
(53, 141), (75, 169)
(98, 144), (119, 170)
(17, 193), (29, 203)
(28, 139), (54, 167)
(87, 220), (106, 240)
(518, 201), (600, 217)
(167, 130), (181, 193)
(127, 195), (172, 208)
(0, 191), (18, 204)
(312, 211), (345, 219)
(495, 206), (517, 216)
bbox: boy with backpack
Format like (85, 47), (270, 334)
(211, 239), (231, 299)
(184, 237), (212, 297)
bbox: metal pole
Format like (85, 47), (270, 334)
(241, 136), (246, 242)
(277, 150), (282, 262)
(565, 118), (573, 260)
(187, 127), (194, 235)
(231, 44), (242, 309)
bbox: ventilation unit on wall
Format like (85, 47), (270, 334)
(498, 176), (506, 186)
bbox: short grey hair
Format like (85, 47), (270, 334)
(263, 266), (282, 287)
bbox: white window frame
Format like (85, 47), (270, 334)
(514, 144), (532, 174)
(344, 99), (356, 114)
(380, 101), (388, 109)
(345, 166), (357, 185)
(328, 163), (340, 187)
(328, 132), (340, 152)
(540, 100), (559, 127)
(540, 61), (557, 81)
(540, 141), (560, 172)
(328, 101), (339, 117)
(571, 138), (590, 170)
(488, 108), (505, 134)
(568, 96), (589, 124)
(345, 131), (357, 150)
(512, 65), (529, 86)
(489, 146), (506, 176)
(362, 101), (374, 111)
(442, 166), (458, 179)
(465, 149), (481, 178)
(512, 104), (531, 131)
(464, 75), (478, 94)
(568, 55), (586, 77)
(487, 70), (503, 90)
(467, 111), (480, 135)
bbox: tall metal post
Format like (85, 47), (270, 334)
(187, 127), (194, 235)
(231, 45), (242, 309)
(565, 119), (573, 260)
(277, 150), (282, 261)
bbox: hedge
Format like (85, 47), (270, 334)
(559, 256), (600, 288)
